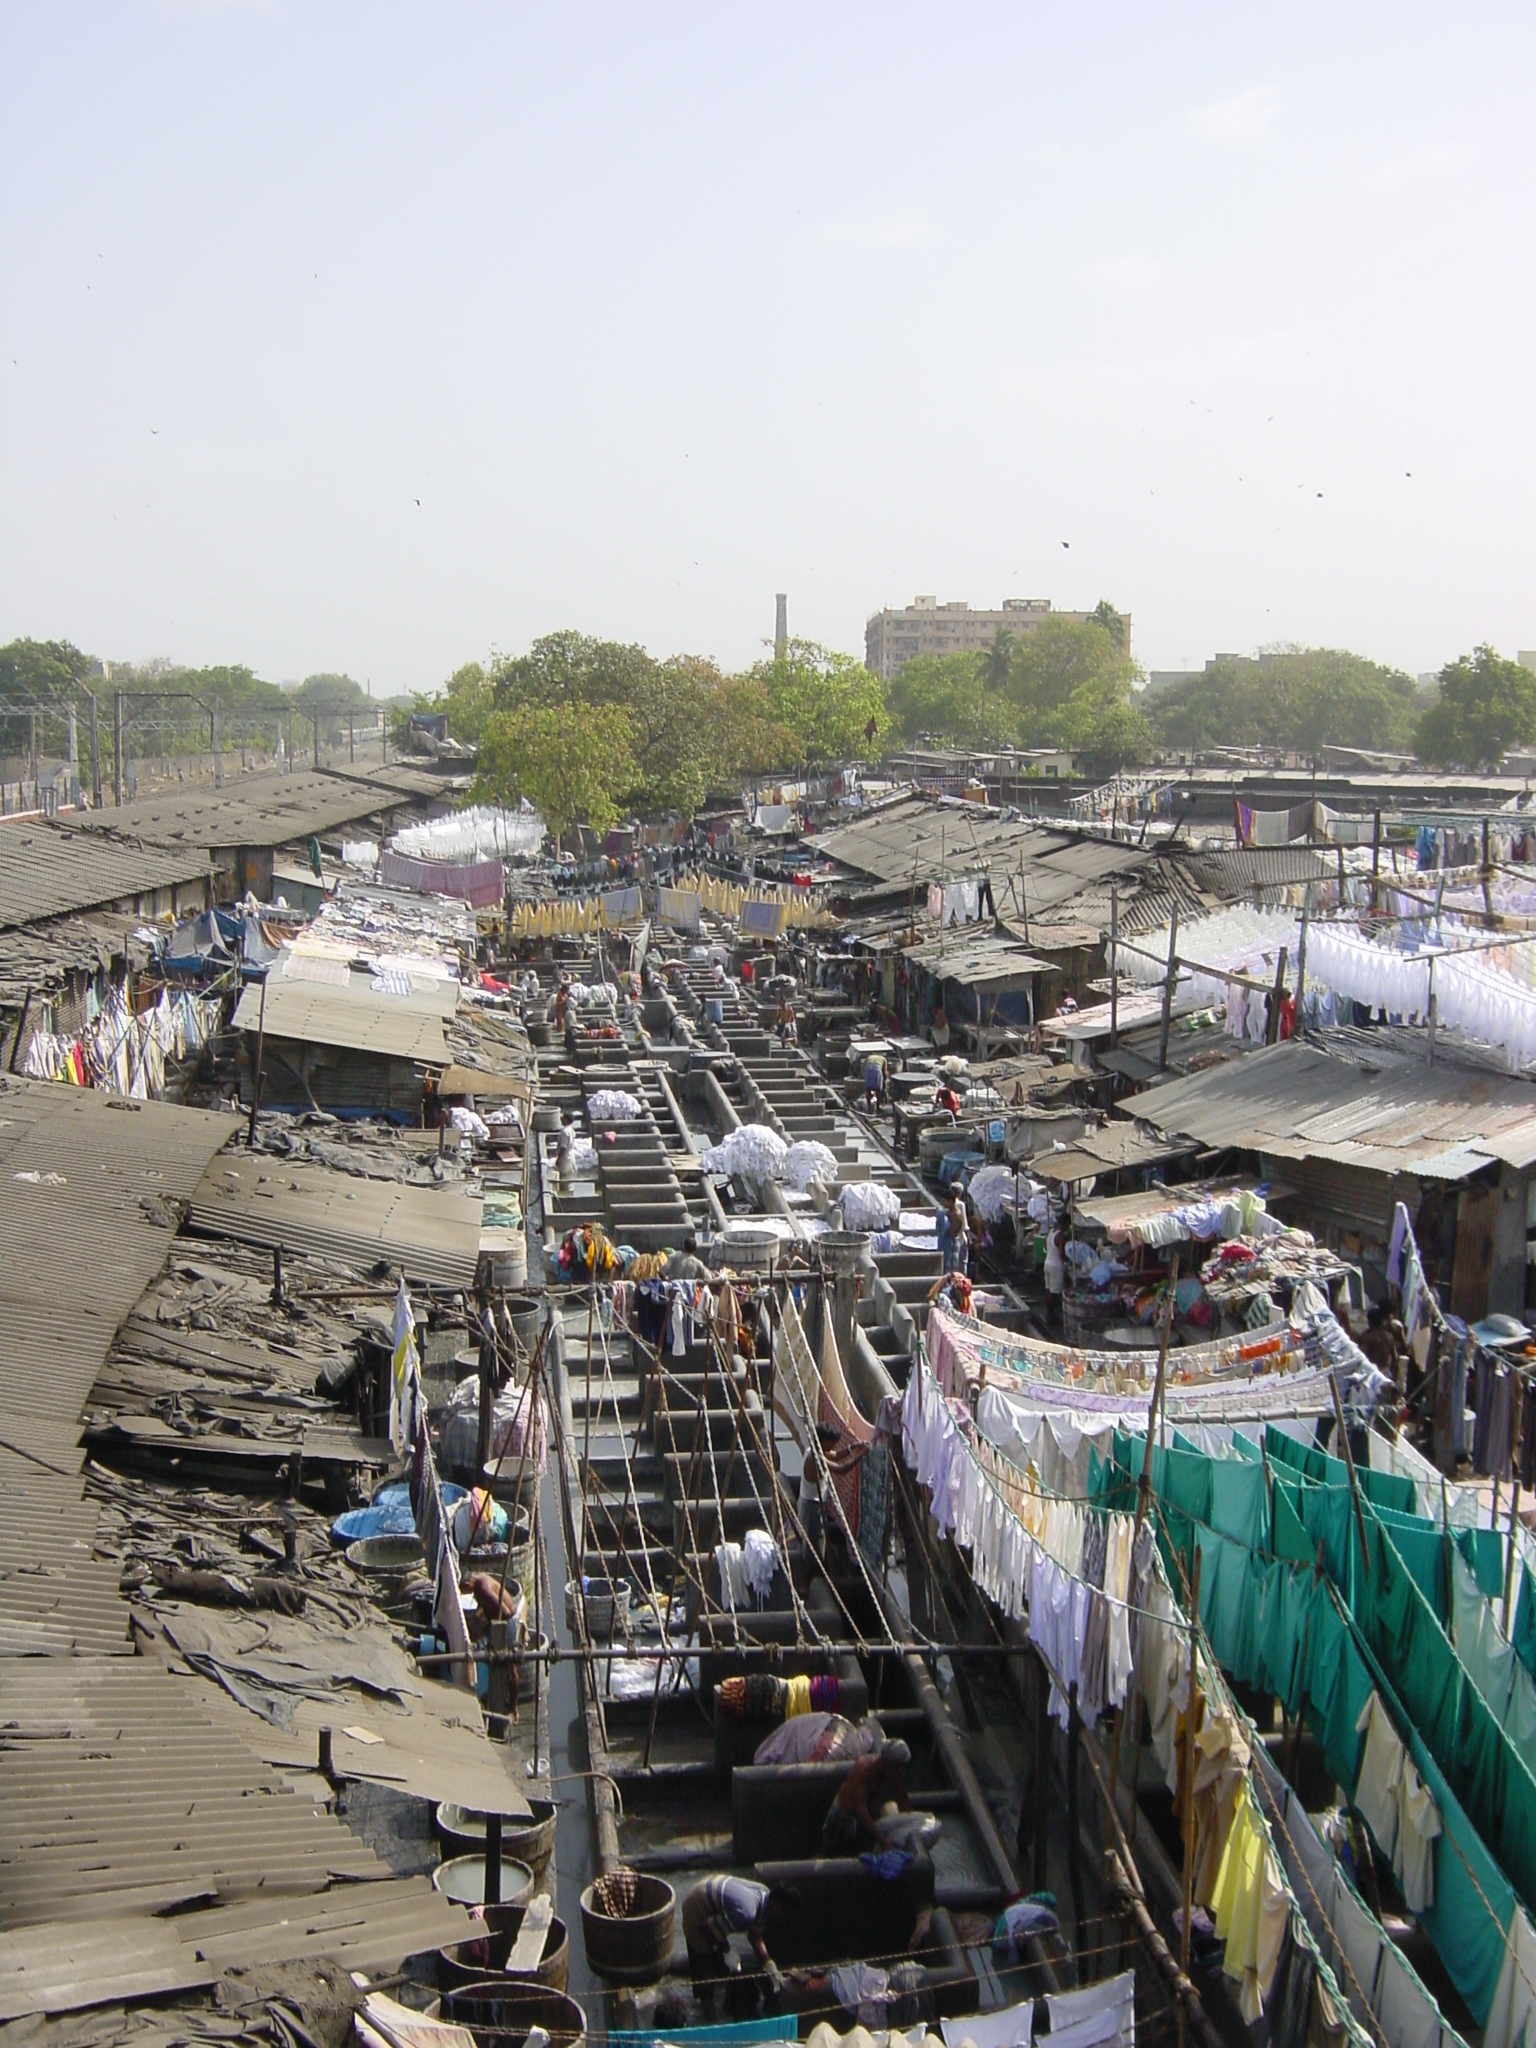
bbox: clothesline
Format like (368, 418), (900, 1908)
(902, 1357), (1385, 2043)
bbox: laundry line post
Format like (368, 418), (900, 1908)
(1504, 1374), (1526, 1636)
(1178, 1541), (1204, 2047)
(1109, 885), (1119, 1051)
(1157, 908), (1179, 1072)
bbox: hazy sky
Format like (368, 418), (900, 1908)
(2, 5), (1531, 694)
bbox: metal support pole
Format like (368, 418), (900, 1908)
(114, 690), (124, 806)
(1108, 885), (1119, 1051)
(88, 693), (101, 807)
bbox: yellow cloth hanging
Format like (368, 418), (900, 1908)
(784, 1673), (812, 1718)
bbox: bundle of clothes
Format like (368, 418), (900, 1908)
(716, 1671), (841, 1721)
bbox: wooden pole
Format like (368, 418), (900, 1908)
(245, 974), (268, 1147)
(1067, 1681), (1086, 1964)
(1106, 1256), (1180, 1797)
(1265, 946), (1289, 1045)
(1505, 1376), (1526, 1636)
(1157, 908), (1180, 1072)
(1329, 1368), (1372, 1585)
(1371, 810), (1382, 915)
(1109, 885), (1119, 1051)
(1033, 1648), (1051, 1893)
(1179, 1543), (1203, 2028)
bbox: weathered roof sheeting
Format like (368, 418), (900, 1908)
(0, 1079), (240, 1654)
(231, 976), (453, 1063)
(71, 764), (451, 854)
(1128, 1037), (1536, 1180)
(0, 822), (211, 931)
(187, 1153), (485, 1288)
(0, 1082), (478, 2015)
(901, 930), (1055, 988)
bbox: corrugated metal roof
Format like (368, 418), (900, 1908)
(1189, 846), (1332, 896)
(1041, 1122), (1198, 1182)
(1074, 1179), (1252, 1233)
(1129, 1038), (1536, 1181)
(811, 796), (1067, 884)
(0, 1080), (487, 2012)
(0, 821), (210, 932)
(901, 931), (1055, 986)
(71, 765), (446, 855)
(187, 1154), (484, 1288)
(231, 977), (452, 1062)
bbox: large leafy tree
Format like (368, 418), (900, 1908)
(1415, 646), (1536, 769)
(748, 639), (888, 767)
(486, 632), (730, 815)
(885, 650), (1010, 748)
(1148, 647), (1418, 755)
(475, 700), (637, 846)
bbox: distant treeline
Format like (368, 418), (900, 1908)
(0, 639), (372, 772)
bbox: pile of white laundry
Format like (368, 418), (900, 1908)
(839, 1181), (902, 1232)
(588, 1089), (644, 1122)
(701, 1123), (787, 1187)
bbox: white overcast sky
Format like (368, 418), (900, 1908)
(1, 4), (1531, 693)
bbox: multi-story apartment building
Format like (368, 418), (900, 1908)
(865, 595), (1131, 681)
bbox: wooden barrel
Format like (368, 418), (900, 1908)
(439, 1982), (585, 2048)
(578, 1874), (675, 1983)
(435, 1905), (570, 1994)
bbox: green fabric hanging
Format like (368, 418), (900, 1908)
(1274, 1478), (1313, 1568)
(1515, 1556), (1536, 1683)
(1458, 1524), (1507, 1602)
(1164, 1444), (1213, 1527)
(1355, 1518), (1536, 1924)
(1210, 1457), (1270, 1552)
(1301, 1484), (1355, 1593)
(1346, 1608), (1515, 2027)
(1372, 1503), (1449, 1620)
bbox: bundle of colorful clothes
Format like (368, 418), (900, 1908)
(716, 1671), (841, 1721)
(556, 1222), (620, 1277)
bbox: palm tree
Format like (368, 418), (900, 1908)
(984, 628), (1015, 696)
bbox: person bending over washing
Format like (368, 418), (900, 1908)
(821, 1739), (912, 1854)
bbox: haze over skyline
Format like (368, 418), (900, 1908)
(2, 3), (1531, 695)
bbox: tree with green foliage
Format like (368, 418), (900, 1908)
(882, 614), (1144, 766)
(885, 650), (1010, 748)
(746, 639), (888, 767)
(1147, 647), (1417, 756)
(439, 662), (496, 748)
(475, 700), (637, 846)
(1414, 646), (1536, 769)
(487, 631), (730, 815)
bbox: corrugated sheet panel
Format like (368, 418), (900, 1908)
(188, 1154), (483, 1288)
(0, 823), (209, 931)
(1190, 847), (1331, 896)
(70, 766), (444, 855)
(1130, 1038), (1536, 1179)
(231, 978), (451, 1062)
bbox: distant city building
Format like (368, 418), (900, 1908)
(1519, 651), (1536, 676)
(864, 596), (1130, 681)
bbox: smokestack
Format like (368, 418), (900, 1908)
(775, 593), (787, 658)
